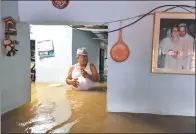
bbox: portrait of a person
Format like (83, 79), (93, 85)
(158, 21), (195, 71)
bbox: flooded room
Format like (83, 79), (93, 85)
(0, 1), (195, 133)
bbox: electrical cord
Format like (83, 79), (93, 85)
(68, 5), (194, 31)
(163, 6), (193, 13)
(101, 6), (193, 25)
(69, 6), (193, 29)
(102, 5), (195, 34)
(68, 5), (195, 34)
(171, 6), (193, 13)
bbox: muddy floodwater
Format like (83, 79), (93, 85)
(1, 83), (195, 133)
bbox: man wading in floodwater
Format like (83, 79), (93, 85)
(66, 47), (100, 90)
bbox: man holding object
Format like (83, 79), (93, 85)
(66, 47), (100, 90)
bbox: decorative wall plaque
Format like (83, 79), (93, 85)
(3, 16), (17, 36)
(52, 0), (69, 9)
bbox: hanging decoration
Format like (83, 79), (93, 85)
(4, 35), (18, 56)
(52, 0), (69, 9)
(3, 16), (19, 57)
(110, 22), (130, 62)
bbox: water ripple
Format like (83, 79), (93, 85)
(16, 87), (79, 133)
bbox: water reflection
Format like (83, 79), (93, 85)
(1, 83), (195, 133)
(18, 101), (57, 133)
(16, 83), (78, 133)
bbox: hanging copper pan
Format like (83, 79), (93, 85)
(110, 22), (130, 62)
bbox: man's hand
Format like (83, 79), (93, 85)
(80, 69), (89, 78)
(71, 78), (79, 88)
(77, 64), (99, 82)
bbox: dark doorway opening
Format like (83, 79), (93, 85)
(30, 40), (36, 82)
(99, 48), (105, 82)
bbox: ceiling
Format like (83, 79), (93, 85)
(72, 25), (108, 45)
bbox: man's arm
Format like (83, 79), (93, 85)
(88, 64), (100, 82)
(66, 65), (73, 85)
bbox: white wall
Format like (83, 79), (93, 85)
(30, 25), (72, 83)
(11, 1), (196, 116)
(31, 26), (100, 83)
(0, 0), (1, 58)
(1, 1), (30, 114)
(72, 29), (100, 71)
(0, 0), (2, 118)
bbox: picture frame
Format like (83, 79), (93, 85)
(151, 12), (195, 75)
(37, 40), (55, 60)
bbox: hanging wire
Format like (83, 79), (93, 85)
(100, 5), (195, 34)
(68, 5), (195, 34)
(177, 6), (193, 13)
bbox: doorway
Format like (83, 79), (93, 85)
(1, 24), (108, 133)
(30, 39), (36, 82)
(99, 48), (106, 82)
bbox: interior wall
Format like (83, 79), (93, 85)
(11, 1), (196, 116)
(107, 22), (195, 116)
(0, 0), (2, 117)
(0, 0), (2, 63)
(1, 1), (30, 114)
(72, 29), (100, 71)
(30, 25), (72, 83)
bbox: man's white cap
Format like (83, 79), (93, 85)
(77, 47), (88, 55)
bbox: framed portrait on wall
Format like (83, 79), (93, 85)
(151, 12), (195, 75)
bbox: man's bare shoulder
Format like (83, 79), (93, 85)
(89, 63), (96, 68)
(89, 63), (94, 66)
(68, 65), (74, 71)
